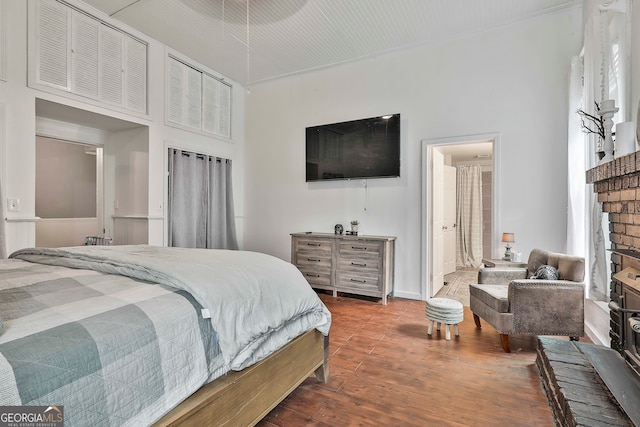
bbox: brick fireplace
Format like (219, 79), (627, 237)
(586, 152), (640, 353)
(533, 153), (640, 426)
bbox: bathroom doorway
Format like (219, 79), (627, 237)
(421, 134), (500, 299)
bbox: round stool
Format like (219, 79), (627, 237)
(425, 297), (464, 340)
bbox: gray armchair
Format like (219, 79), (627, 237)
(469, 248), (585, 352)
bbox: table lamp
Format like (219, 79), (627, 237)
(502, 233), (515, 261)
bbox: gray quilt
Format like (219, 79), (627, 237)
(1, 245), (332, 426)
(0, 259), (225, 426)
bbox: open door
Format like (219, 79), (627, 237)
(443, 165), (456, 275)
(431, 149), (445, 296)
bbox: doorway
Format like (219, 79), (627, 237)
(421, 134), (500, 299)
(35, 136), (104, 247)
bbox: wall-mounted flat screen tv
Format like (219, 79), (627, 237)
(305, 113), (400, 182)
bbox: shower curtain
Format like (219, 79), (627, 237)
(456, 165), (483, 267)
(168, 149), (239, 250)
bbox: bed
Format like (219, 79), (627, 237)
(0, 245), (331, 426)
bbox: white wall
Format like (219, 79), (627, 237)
(244, 8), (583, 300)
(0, 0), (245, 253)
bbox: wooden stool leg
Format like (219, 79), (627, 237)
(436, 322), (441, 332)
(427, 320), (434, 336)
(445, 324), (451, 340)
(454, 324), (460, 337)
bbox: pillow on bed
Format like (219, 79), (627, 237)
(533, 265), (558, 280)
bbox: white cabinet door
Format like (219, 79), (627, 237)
(168, 58), (186, 125)
(203, 73), (231, 138)
(36, 0), (70, 90)
(125, 37), (147, 113)
(168, 56), (232, 138)
(33, 0), (147, 114)
(168, 57), (202, 129)
(98, 24), (124, 106)
(71, 11), (99, 98)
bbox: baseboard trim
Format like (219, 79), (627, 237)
(392, 290), (422, 301)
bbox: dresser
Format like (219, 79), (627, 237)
(291, 233), (396, 304)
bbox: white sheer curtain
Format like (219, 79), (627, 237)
(456, 165), (483, 267)
(168, 149), (239, 250)
(567, 2), (630, 301)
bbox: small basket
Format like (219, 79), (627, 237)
(85, 236), (113, 246)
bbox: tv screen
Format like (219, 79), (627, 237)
(305, 114), (400, 182)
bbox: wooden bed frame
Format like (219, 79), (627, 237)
(154, 329), (329, 426)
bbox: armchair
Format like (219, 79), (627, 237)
(469, 248), (585, 352)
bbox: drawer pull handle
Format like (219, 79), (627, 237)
(307, 258), (321, 262)
(307, 243), (321, 247)
(306, 273), (320, 278)
(350, 278), (367, 283)
(352, 246), (367, 251)
(351, 262), (367, 267)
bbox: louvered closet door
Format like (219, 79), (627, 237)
(71, 11), (98, 98)
(185, 64), (202, 129)
(202, 74), (231, 138)
(99, 24), (124, 106)
(125, 37), (146, 113)
(168, 57), (202, 130)
(168, 59), (186, 125)
(36, 0), (70, 90)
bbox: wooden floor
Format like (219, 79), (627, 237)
(258, 292), (556, 427)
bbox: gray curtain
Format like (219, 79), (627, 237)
(168, 149), (239, 249)
(455, 165), (483, 267)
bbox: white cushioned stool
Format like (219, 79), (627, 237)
(425, 297), (464, 340)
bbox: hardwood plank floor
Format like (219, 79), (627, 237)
(258, 293), (556, 427)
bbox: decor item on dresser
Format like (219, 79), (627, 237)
(334, 224), (344, 235)
(349, 220), (359, 235)
(501, 232), (515, 261)
(469, 248), (585, 353)
(291, 232), (395, 304)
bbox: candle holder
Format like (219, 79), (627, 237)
(598, 99), (619, 164)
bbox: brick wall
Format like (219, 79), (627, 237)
(587, 151), (640, 351)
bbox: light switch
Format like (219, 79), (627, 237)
(7, 198), (20, 212)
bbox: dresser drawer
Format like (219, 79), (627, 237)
(337, 257), (380, 274)
(296, 254), (332, 271)
(338, 240), (382, 259)
(336, 270), (380, 292)
(296, 237), (333, 254)
(298, 268), (332, 288)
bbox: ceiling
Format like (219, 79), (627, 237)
(438, 142), (493, 164)
(81, 0), (581, 86)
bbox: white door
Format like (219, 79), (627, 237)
(431, 149), (444, 296)
(443, 165), (457, 275)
